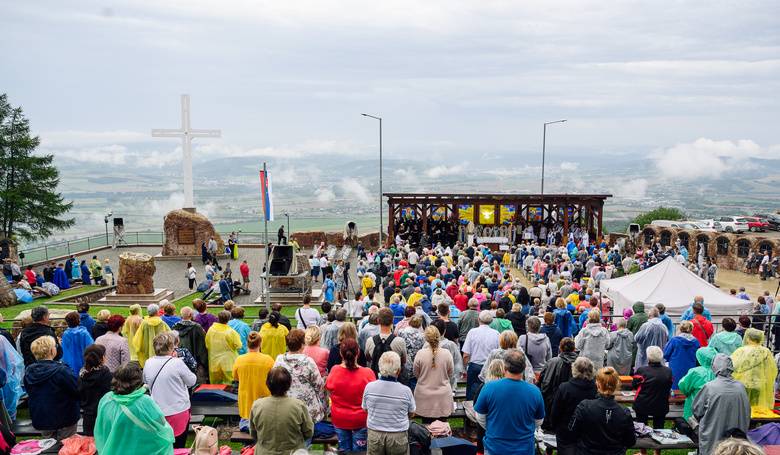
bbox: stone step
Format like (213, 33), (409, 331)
(97, 288), (175, 305)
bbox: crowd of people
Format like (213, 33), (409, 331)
(0, 232), (778, 455)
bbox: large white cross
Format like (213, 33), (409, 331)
(152, 94), (221, 209)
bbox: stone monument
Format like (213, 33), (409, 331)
(0, 279), (17, 308)
(117, 252), (156, 294)
(162, 209), (224, 256)
(98, 251), (173, 304)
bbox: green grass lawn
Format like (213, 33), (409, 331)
(0, 286), (299, 329)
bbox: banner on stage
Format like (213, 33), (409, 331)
(259, 170), (274, 221)
(478, 205), (495, 224)
(458, 204), (473, 224)
(528, 206), (543, 222)
(431, 205), (447, 221)
(500, 205), (515, 225)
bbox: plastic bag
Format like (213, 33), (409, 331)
(58, 435), (96, 455)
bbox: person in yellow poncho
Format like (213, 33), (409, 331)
(731, 328), (778, 413)
(132, 304), (170, 367)
(361, 274), (375, 298)
(259, 312), (289, 361)
(232, 331), (274, 423)
(204, 311), (242, 384)
(406, 288), (424, 308)
(122, 304), (143, 361)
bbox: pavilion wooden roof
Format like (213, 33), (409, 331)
(383, 193), (612, 202)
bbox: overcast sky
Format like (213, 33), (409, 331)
(2, 0), (779, 180)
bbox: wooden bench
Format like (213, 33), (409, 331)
(12, 415), (206, 437)
(191, 404), (240, 418)
(231, 431), (339, 449)
(542, 431), (697, 452)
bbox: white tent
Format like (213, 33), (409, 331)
(600, 256), (752, 318)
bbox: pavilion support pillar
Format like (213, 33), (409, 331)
(597, 202), (604, 242)
(563, 200), (569, 243)
(586, 203), (594, 238)
(421, 204), (428, 235)
(387, 201), (395, 245)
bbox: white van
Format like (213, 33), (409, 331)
(650, 220), (688, 228)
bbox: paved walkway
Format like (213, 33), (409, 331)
(80, 245), (362, 306)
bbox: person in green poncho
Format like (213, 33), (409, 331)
(489, 309), (514, 333)
(678, 346), (717, 420)
(707, 318), (743, 355)
(94, 362), (174, 455)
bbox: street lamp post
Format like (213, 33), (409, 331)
(103, 211), (112, 246)
(541, 119), (567, 196)
(284, 212), (290, 244)
(361, 113), (383, 245)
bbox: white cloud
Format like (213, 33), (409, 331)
(40, 130), (149, 147)
(560, 161), (578, 171)
(425, 164), (466, 179)
(338, 178), (372, 204)
(46, 144), (181, 168)
(145, 192), (216, 217)
(485, 165), (540, 177)
(315, 187), (336, 202)
(195, 139), (362, 159)
(612, 178), (649, 200)
(653, 138), (780, 180)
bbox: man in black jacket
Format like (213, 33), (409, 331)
(19, 306), (62, 366)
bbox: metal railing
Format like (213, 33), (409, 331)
(19, 231), (271, 265)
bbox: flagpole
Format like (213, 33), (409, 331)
(263, 161), (270, 312)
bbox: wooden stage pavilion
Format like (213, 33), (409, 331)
(385, 193), (611, 246)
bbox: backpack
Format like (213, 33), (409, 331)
(370, 334), (397, 375)
(191, 425), (219, 455)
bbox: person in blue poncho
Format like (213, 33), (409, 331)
(71, 258), (81, 281)
(681, 296), (712, 321)
(322, 274), (336, 303)
(219, 277), (232, 303)
(656, 303), (675, 338)
(61, 312), (94, 376)
(77, 302), (95, 333)
(79, 260), (91, 285)
(0, 334), (25, 421)
(663, 320), (700, 389)
(52, 263), (70, 290)
(553, 298), (576, 338)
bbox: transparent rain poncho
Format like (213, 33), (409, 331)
(731, 328), (778, 412)
(204, 322), (241, 384)
(0, 335), (24, 421)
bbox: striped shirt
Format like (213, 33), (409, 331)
(362, 378), (416, 432)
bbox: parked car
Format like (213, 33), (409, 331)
(753, 213), (780, 231)
(689, 220), (718, 232)
(651, 220), (699, 229)
(715, 216), (749, 233)
(741, 216), (769, 232)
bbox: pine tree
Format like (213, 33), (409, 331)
(0, 93), (74, 241)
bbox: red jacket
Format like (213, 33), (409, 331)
(454, 293), (469, 312)
(690, 315), (713, 347)
(239, 262), (249, 278)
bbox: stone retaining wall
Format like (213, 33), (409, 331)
(633, 226), (779, 271)
(291, 231), (381, 249)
